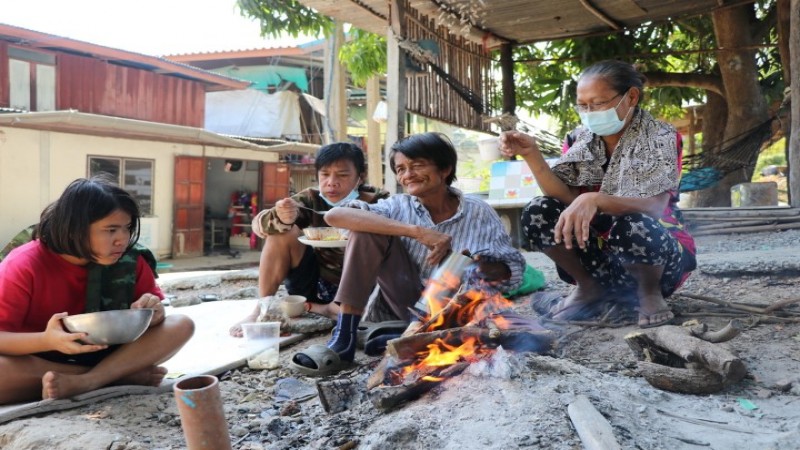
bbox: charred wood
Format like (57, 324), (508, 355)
(386, 326), (555, 361)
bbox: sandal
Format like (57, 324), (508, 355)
(637, 308), (675, 328)
(289, 344), (351, 376)
(531, 292), (565, 315)
(356, 320), (408, 349)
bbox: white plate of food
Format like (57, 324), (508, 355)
(298, 236), (348, 248)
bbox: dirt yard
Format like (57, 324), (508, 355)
(1, 230), (799, 450)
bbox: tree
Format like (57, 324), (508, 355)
(512, 1), (785, 206)
(237, 0), (385, 88)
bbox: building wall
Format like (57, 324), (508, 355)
(0, 126), (278, 258)
(57, 53), (206, 127)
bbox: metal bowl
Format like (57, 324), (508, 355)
(62, 309), (154, 345)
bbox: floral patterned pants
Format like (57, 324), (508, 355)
(521, 196), (695, 298)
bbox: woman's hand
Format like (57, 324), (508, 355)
(499, 131), (540, 158)
(47, 312), (108, 354)
(131, 293), (165, 327)
(554, 193), (600, 250)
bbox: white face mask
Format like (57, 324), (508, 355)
(579, 92), (632, 136)
(319, 189), (359, 207)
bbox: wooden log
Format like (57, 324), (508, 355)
(625, 325), (747, 384)
(689, 319), (743, 343)
(691, 222), (800, 236)
(367, 357), (393, 391)
(567, 395), (622, 450)
(386, 326), (555, 361)
(636, 361), (725, 395)
(368, 362), (469, 411)
(316, 378), (360, 414)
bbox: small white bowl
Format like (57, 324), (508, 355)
(280, 295), (307, 318)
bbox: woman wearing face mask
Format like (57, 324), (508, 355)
(500, 60), (696, 328)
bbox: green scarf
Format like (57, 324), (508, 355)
(84, 244), (159, 313)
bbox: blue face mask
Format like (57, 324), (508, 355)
(579, 93), (632, 136)
(320, 189), (359, 207)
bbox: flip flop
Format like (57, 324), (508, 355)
(289, 344), (351, 376)
(637, 308), (675, 328)
(547, 300), (607, 322)
(531, 292), (565, 315)
(356, 320), (408, 349)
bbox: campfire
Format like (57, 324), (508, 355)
(365, 282), (555, 411)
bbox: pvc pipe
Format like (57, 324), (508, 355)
(173, 375), (232, 450)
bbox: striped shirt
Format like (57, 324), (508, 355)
(348, 187), (525, 292)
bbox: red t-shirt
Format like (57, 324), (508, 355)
(0, 240), (162, 333)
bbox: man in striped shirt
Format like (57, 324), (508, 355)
(290, 132), (525, 375)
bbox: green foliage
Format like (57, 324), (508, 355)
(499, 1), (781, 136)
(237, 1), (386, 87)
(753, 138), (787, 179)
(237, 0), (333, 38)
(338, 29), (387, 87)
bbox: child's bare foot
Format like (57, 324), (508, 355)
(116, 365), (168, 387)
(42, 371), (98, 400)
(229, 312), (259, 337)
(308, 302), (340, 320)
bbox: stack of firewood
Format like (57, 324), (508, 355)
(682, 207), (800, 236)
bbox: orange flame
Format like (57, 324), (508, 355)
(422, 270), (463, 329)
(394, 287), (515, 385)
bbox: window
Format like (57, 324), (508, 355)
(88, 157), (155, 215)
(8, 47), (56, 111)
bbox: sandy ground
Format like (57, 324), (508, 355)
(1, 230), (800, 450)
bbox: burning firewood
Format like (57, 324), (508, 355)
(624, 322), (747, 395)
(368, 362), (470, 411)
(386, 325), (555, 361)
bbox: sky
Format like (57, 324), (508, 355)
(1, 0), (313, 56)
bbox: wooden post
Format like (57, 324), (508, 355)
(323, 21), (348, 144)
(384, 0), (407, 193)
(500, 43), (516, 131)
(366, 75), (382, 187)
(789, 0), (799, 206)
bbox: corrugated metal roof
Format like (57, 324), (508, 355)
(296, 0), (757, 48)
(0, 110), (318, 153)
(0, 23), (251, 91)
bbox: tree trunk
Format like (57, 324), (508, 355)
(695, 4), (772, 207)
(690, 92), (728, 206)
(790, 0), (799, 206)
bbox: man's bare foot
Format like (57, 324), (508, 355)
(42, 371), (99, 400)
(308, 302), (340, 320)
(115, 365), (168, 387)
(230, 312), (259, 337)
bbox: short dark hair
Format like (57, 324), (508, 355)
(37, 176), (141, 261)
(580, 60), (647, 101)
(389, 132), (458, 186)
(314, 142), (366, 176)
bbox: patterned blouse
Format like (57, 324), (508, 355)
(551, 109), (696, 257)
